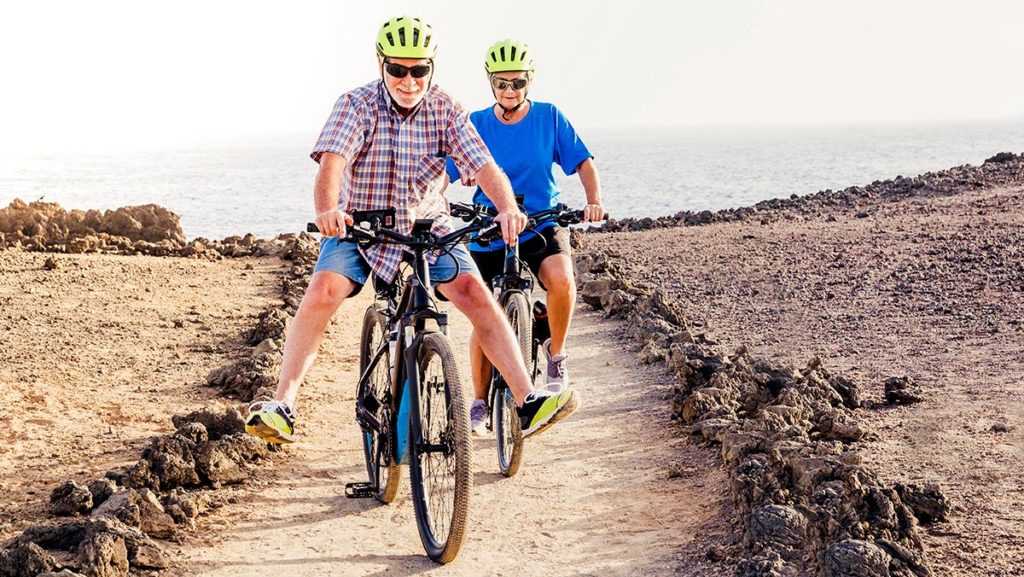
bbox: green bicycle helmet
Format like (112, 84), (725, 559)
(484, 38), (534, 73)
(376, 16), (437, 59)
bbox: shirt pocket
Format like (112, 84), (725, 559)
(414, 154), (448, 203)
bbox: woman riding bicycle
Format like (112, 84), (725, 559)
(446, 39), (605, 436)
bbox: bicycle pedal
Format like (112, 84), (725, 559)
(345, 482), (376, 499)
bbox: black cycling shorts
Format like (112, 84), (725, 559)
(471, 225), (572, 291)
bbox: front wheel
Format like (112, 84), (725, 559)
(408, 333), (472, 564)
(495, 292), (529, 477)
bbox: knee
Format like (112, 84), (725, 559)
(303, 274), (350, 311)
(545, 268), (575, 294)
(441, 275), (489, 306)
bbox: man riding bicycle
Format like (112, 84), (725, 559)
(446, 39), (604, 436)
(245, 17), (580, 444)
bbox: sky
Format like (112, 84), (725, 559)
(1, 0), (1023, 154)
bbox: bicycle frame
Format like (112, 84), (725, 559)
(350, 220), (461, 495)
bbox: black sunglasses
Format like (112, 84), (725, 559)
(384, 61), (432, 79)
(491, 76), (529, 91)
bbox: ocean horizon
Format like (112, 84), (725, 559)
(2, 120), (1022, 240)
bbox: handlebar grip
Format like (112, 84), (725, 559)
(477, 222), (502, 242)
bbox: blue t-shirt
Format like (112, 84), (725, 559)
(446, 101), (592, 251)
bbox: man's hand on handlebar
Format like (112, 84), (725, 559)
(583, 203), (605, 223)
(315, 209), (354, 238)
(495, 208), (528, 245)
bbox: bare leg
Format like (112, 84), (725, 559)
(537, 254), (575, 357)
(469, 329), (492, 401)
(439, 274), (533, 406)
(276, 271), (354, 408)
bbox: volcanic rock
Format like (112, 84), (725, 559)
(884, 376), (924, 405)
(49, 480), (93, 516)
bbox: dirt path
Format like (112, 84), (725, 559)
(173, 291), (736, 576)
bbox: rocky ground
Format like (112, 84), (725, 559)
(0, 203), (735, 576)
(0, 249), (285, 573)
(2, 152), (1022, 576)
(585, 156), (1024, 576)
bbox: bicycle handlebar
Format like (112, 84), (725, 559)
(305, 203), (607, 246)
(306, 217), (501, 248)
(448, 202), (609, 228)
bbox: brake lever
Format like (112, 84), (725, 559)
(476, 222), (502, 242)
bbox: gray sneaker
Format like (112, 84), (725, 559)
(544, 339), (568, 393)
(470, 398), (488, 436)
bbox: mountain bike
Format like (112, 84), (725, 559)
(308, 209), (500, 563)
(450, 202), (591, 477)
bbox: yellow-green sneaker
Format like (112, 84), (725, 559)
(245, 400), (296, 444)
(517, 387), (580, 438)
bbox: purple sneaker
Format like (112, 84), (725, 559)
(544, 339), (568, 393)
(470, 398), (488, 436)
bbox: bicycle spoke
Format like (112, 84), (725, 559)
(421, 365), (455, 541)
(358, 306), (401, 503)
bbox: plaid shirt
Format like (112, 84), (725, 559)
(312, 80), (493, 283)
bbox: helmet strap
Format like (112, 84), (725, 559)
(497, 96), (529, 122)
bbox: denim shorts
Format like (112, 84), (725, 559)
(312, 237), (480, 297)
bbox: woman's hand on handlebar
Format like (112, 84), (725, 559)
(315, 209), (354, 238)
(583, 203), (605, 223)
(495, 207), (528, 245)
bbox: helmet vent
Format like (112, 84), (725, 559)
(398, 27), (407, 46)
(385, 32), (395, 47)
(520, 50), (528, 62)
(510, 46), (517, 61)
(424, 34), (432, 48)
(412, 27), (420, 46)
(500, 46), (506, 61)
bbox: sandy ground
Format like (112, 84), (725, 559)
(0, 251), (283, 539)
(7, 183), (1018, 575)
(171, 290), (737, 576)
(589, 184), (1024, 577)
(0, 248), (739, 576)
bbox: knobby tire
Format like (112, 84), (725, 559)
(408, 332), (472, 563)
(359, 306), (401, 503)
(495, 292), (529, 477)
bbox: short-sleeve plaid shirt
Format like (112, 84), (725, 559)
(312, 80), (493, 283)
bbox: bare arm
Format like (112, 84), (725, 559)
(474, 162), (527, 243)
(313, 152), (353, 237)
(577, 158), (605, 222)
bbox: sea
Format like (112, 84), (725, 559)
(2, 120), (1022, 240)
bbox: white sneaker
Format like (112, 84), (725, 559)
(542, 382), (565, 394)
(470, 399), (488, 436)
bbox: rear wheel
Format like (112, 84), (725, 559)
(359, 306), (401, 504)
(408, 333), (472, 563)
(495, 292), (529, 477)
